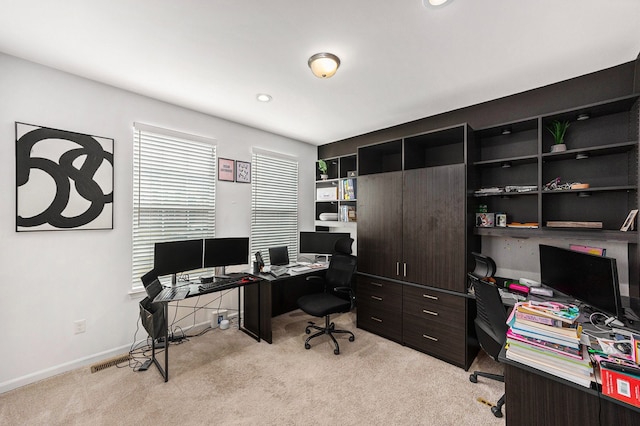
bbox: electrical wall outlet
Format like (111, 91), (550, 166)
(74, 319), (86, 334)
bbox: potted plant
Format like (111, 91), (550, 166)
(547, 120), (569, 152)
(317, 159), (328, 180)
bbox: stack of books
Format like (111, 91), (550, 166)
(505, 301), (593, 387)
(340, 178), (356, 200)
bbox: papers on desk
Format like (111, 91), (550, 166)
(291, 263), (326, 273)
(505, 302), (594, 388)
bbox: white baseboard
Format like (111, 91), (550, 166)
(0, 311), (241, 394)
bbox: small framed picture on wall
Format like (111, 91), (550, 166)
(218, 158), (235, 182)
(236, 160), (251, 183)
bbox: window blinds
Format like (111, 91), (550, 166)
(132, 123), (216, 289)
(251, 150), (299, 264)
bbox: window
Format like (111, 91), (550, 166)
(251, 149), (298, 264)
(132, 123), (216, 290)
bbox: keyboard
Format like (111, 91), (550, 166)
(197, 273), (257, 292)
(291, 266), (311, 273)
(154, 287), (189, 303)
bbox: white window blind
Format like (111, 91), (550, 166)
(251, 150), (298, 264)
(132, 123), (216, 290)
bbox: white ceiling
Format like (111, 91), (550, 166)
(1, 1), (639, 146)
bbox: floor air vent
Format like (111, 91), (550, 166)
(90, 354), (131, 373)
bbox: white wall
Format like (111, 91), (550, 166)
(0, 53), (317, 392)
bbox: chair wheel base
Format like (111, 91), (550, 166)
(491, 406), (503, 418)
(305, 343), (311, 349)
(469, 374), (477, 383)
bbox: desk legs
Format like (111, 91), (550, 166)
(151, 302), (169, 382)
(150, 281), (264, 382)
(239, 282), (261, 342)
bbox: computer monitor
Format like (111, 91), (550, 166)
(154, 239), (204, 285)
(204, 237), (250, 276)
(299, 231), (350, 259)
(268, 246), (290, 266)
(539, 244), (623, 320)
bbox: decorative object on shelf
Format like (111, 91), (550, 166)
(317, 159), (328, 180)
(319, 212), (338, 221)
(546, 221), (603, 229)
(235, 160), (251, 183)
(218, 158), (235, 182)
(308, 53), (340, 78)
(496, 213), (507, 227)
(547, 120), (570, 152)
(476, 213), (495, 227)
(316, 187), (338, 200)
(15, 122), (114, 231)
(620, 209), (638, 232)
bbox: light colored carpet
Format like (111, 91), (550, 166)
(0, 310), (505, 425)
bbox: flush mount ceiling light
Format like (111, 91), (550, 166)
(256, 93), (272, 102)
(308, 53), (340, 78)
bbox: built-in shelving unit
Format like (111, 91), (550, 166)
(315, 154), (357, 229)
(470, 95), (639, 241)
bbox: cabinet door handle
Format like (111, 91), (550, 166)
(423, 294), (438, 300)
(371, 316), (383, 323)
(423, 334), (438, 342)
(371, 296), (383, 301)
(396, 262), (400, 276)
(403, 263), (407, 277)
(371, 282), (383, 288)
(423, 309), (439, 316)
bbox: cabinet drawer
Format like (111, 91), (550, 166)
(402, 316), (466, 366)
(357, 276), (403, 298)
(403, 288), (465, 328)
(357, 303), (402, 342)
(357, 276), (403, 341)
(403, 286), (465, 311)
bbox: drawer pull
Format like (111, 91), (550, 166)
(423, 294), (438, 300)
(371, 295), (383, 301)
(422, 334), (438, 342)
(371, 316), (383, 323)
(370, 282), (383, 288)
(422, 309), (438, 316)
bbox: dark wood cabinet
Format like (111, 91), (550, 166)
(357, 124), (471, 291)
(403, 165), (466, 291)
(357, 172), (403, 279)
(355, 124), (476, 369)
(356, 275), (403, 342)
(402, 285), (473, 369)
(504, 361), (640, 425)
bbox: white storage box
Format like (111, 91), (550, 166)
(316, 187), (338, 200)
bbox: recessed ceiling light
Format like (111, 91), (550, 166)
(423, 0), (452, 7)
(256, 93), (272, 102)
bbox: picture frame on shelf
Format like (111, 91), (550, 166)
(236, 160), (251, 183)
(620, 209), (638, 231)
(218, 158), (235, 182)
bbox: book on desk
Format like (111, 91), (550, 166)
(505, 301), (594, 388)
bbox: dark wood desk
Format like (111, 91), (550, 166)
(244, 266), (327, 343)
(500, 349), (640, 425)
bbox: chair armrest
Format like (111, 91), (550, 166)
(306, 276), (324, 284)
(333, 286), (356, 309)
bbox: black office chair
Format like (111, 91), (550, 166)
(297, 237), (357, 355)
(468, 274), (509, 418)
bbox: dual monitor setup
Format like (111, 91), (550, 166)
(154, 231), (351, 284)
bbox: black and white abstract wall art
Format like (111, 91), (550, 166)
(15, 123), (114, 231)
